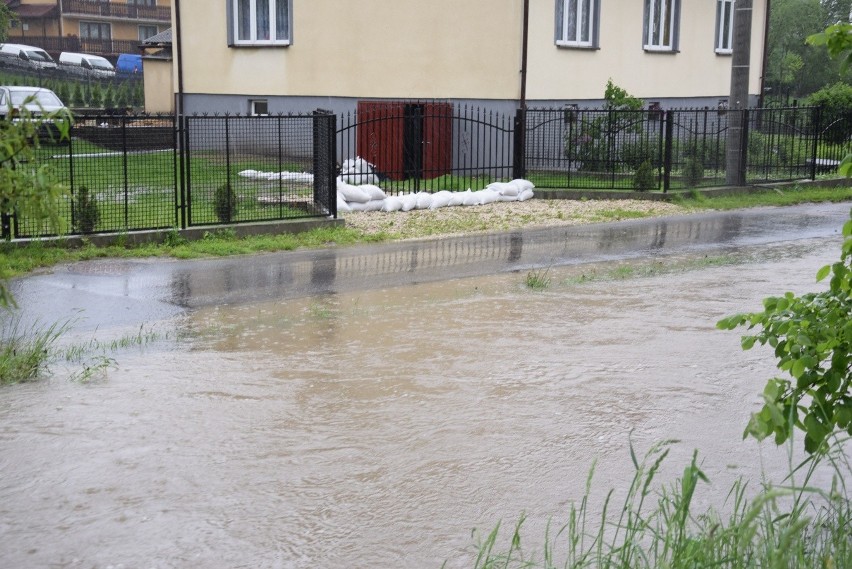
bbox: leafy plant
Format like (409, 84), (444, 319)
(718, 211), (852, 454)
(72, 185), (99, 233)
(525, 267), (551, 290)
(633, 160), (656, 192)
(214, 182), (238, 223)
(682, 157), (704, 188)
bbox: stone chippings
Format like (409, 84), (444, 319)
(340, 198), (690, 240)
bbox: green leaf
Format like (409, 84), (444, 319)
(816, 264), (831, 282)
(741, 336), (756, 350)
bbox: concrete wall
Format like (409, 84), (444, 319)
(144, 57), (174, 113)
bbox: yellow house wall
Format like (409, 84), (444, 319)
(527, 1), (767, 101)
(177, 0), (524, 99)
(175, 0), (766, 101)
(144, 58), (175, 113)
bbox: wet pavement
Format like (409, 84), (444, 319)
(9, 202), (851, 330)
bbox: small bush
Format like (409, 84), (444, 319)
(683, 157), (704, 188)
(633, 160), (657, 192)
(214, 182), (237, 223)
(72, 186), (99, 234)
(807, 82), (852, 145)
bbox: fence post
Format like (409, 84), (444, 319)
(810, 106), (821, 181)
(313, 109), (337, 218)
(663, 110), (674, 193)
(513, 107), (526, 180)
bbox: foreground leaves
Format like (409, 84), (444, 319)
(718, 212), (852, 453)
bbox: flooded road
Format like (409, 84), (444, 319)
(1, 203), (850, 568)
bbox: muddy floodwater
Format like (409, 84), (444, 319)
(1, 205), (850, 568)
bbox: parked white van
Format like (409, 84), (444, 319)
(0, 43), (58, 70)
(58, 52), (115, 79)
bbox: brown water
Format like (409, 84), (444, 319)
(0, 237), (843, 568)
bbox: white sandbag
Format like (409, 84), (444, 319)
(517, 188), (535, 201)
(486, 181), (520, 197)
(448, 190), (469, 207)
(400, 193), (418, 212)
(337, 181), (371, 203)
(238, 169), (259, 178)
(479, 189), (501, 205)
(512, 179), (535, 192)
(462, 191), (483, 206)
(342, 172), (380, 185)
(381, 196), (403, 212)
(342, 157), (373, 175)
(359, 184), (387, 201)
(349, 199), (384, 212)
(499, 193), (519, 202)
(429, 190), (453, 209)
(337, 193), (352, 213)
(415, 192), (433, 210)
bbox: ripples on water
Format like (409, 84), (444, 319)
(0, 238), (843, 568)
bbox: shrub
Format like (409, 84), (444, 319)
(214, 182), (237, 223)
(682, 157), (704, 188)
(633, 160), (656, 192)
(72, 185), (99, 233)
(807, 82), (852, 145)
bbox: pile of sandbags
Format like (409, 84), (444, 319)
(336, 176), (534, 214)
(238, 169), (314, 183)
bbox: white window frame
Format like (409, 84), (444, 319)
(715, 0), (735, 54)
(555, 0), (598, 48)
(250, 99), (269, 116)
(643, 0), (679, 52)
(228, 0), (292, 47)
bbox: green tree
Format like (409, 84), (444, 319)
(718, 212), (852, 454)
(808, 20), (852, 176)
(765, 0), (842, 102)
(0, 103), (72, 306)
(0, 4), (16, 42)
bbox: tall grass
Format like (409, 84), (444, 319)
(462, 439), (852, 569)
(0, 315), (68, 385)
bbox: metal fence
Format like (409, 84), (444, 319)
(8, 103), (850, 239)
(524, 106), (851, 190)
(337, 102), (517, 194)
(13, 113), (337, 239)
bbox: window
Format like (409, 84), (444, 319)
(715, 0), (734, 54)
(228, 0), (292, 46)
(555, 0), (599, 48)
(128, 0), (157, 5)
(643, 0), (679, 51)
(250, 99), (269, 116)
(80, 22), (111, 40)
(138, 25), (158, 41)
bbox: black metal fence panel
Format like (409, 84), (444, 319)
(17, 114), (177, 238)
(337, 102), (515, 194)
(183, 114), (333, 228)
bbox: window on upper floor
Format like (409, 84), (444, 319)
(643, 0), (679, 52)
(555, 0), (599, 48)
(128, 0), (157, 6)
(80, 21), (111, 40)
(715, 0), (735, 54)
(139, 25), (158, 41)
(228, 0), (292, 47)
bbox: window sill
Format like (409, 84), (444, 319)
(715, 48), (733, 55)
(229, 41), (291, 48)
(643, 46), (678, 54)
(555, 41), (599, 50)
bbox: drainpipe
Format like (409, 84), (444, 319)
(57, 0), (63, 39)
(174, 0), (185, 118)
(758, 0), (770, 109)
(519, 0), (529, 109)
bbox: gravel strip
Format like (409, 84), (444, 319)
(340, 198), (691, 240)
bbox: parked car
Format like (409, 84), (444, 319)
(115, 53), (143, 76)
(0, 43), (58, 71)
(58, 52), (116, 79)
(0, 86), (69, 118)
